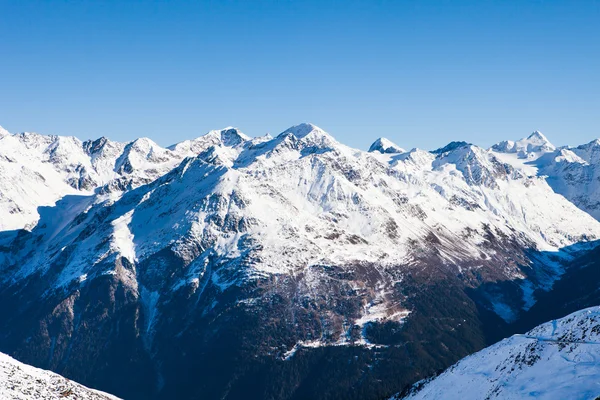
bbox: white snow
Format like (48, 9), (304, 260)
(492, 131), (556, 158)
(492, 132), (600, 221)
(111, 210), (137, 263)
(400, 306), (600, 400)
(0, 352), (120, 399)
(369, 137), (406, 154)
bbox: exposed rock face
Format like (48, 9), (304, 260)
(1, 124), (600, 399)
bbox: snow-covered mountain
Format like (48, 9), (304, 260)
(399, 306), (600, 400)
(0, 351), (119, 399)
(492, 130), (556, 157)
(368, 137), (406, 154)
(1, 123), (600, 399)
(0, 125), (226, 231)
(491, 131), (600, 220)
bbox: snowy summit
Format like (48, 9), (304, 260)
(368, 137), (406, 154)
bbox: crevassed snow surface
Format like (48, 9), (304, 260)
(0, 352), (120, 399)
(400, 306), (600, 400)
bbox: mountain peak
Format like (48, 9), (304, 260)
(205, 127), (250, 146)
(368, 137), (406, 154)
(168, 127), (250, 156)
(276, 123), (337, 150)
(0, 125), (9, 137)
(83, 136), (111, 155)
(128, 137), (160, 152)
(517, 131), (555, 155)
(571, 138), (600, 165)
(492, 131), (555, 157)
(577, 138), (600, 149)
(279, 123), (325, 139)
(527, 130), (551, 144)
(430, 141), (471, 155)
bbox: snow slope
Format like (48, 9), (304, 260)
(491, 132), (600, 221)
(0, 352), (120, 399)
(399, 306), (600, 400)
(368, 137), (406, 154)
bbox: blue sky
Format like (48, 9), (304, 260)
(1, 0), (599, 150)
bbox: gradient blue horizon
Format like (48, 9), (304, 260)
(1, 0), (599, 151)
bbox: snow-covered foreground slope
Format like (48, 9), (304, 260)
(0, 352), (119, 400)
(399, 306), (600, 400)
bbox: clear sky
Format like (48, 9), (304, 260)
(1, 0), (599, 150)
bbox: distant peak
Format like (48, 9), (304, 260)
(0, 125), (9, 137)
(168, 127), (250, 154)
(279, 123), (323, 139)
(83, 136), (111, 155)
(577, 138), (600, 149)
(430, 141), (471, 155)
(571, 138), (600, 164)
(491, 140), (515, 153)
(527, 130), (550, 143)
(130, 137), (158, 147)
(492, 131), (555, 156)
(85, 136), (110, 146)
(520, 130), (555, 153)
(394, 147), (435, 165)
(368, 137), (405, 154)
(206, 127), (250, 146)
(122, 137), (164, 156)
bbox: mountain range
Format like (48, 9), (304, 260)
(1, 123), (599, 399)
